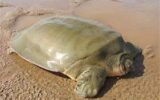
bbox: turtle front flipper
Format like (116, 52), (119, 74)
(75, 66), (107, 97)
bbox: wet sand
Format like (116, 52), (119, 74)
(0, 0), (159, 100)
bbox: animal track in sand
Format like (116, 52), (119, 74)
(70, 0), (91, 7)
(0, 5), (68, 34)
(143, 45), (155, 59)
(0, 7), (65, 30)
(0, 0), (92, 32)
(0, 4), (69, 52)
(0, 8), (25, 30)
(25, 7), (68, 16)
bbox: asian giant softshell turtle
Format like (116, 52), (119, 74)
(9, 16), (141, 97)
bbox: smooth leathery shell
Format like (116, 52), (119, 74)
(10, 16), (123, 76)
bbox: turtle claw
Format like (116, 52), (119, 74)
(75, 75), (98, 97)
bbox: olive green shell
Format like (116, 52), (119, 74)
(10, 16), (123, 73)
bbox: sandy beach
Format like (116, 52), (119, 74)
(0, 0), (159, 100)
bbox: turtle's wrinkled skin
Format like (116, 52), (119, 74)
(9, 16), (141, 97)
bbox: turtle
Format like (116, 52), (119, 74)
(8, 16), (141, 97)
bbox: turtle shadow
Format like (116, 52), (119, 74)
(97, 53), (145, 98)
(96, 77), (118, 98)
(49, 71), (70, 79)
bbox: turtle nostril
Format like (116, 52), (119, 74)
(124, 59), (133, 71)
(125, 59), (132, 67)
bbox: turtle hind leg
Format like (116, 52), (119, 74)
(75, 66), (107, 97)
(7, 47), (15, 55)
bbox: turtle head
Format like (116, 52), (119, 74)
(106, 52), (133, 77)
(105, 42), (142, 77)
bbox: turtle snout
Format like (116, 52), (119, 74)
(120, 53), (133, 74)
(123, 58), (133, 73)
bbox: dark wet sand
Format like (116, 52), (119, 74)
(0, 0), (159, 100)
